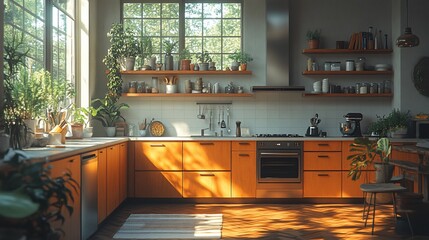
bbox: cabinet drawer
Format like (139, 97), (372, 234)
(303, 152), (342, 170)
(135, 142), (183, 170)
(304, 141), (341, 152)
(303, 171), (341, 197)
(232, 141), (256, 151)
(183, 141), (231, 170)
(135, 171), (183, 198)
(183, 171), (231, 198)
(232, 151), (256, 198)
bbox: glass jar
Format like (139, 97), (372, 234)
(137, 81), (145, 93)
(346, 60), (355, 71)
(369, 83), (378, 94)
(356, 57), (366, 71)
(151, 77), (159, 93)
(384, 80), (391, 93)
(128, 81), (137, 93)
(237, 86), (244, 93)
(355, 83), (361, 94)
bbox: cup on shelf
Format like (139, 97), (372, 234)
(322, 78), (329, 93)
(313, 80), (322, 93)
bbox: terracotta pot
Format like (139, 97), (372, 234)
(308, 39), (320, 49)
(71, 123), (84, 139)
(240, 63), (247, 71)
(181, 59), (191, 70)
(374, 162), (395, 183)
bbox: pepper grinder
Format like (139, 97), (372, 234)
(236, 121), (241, 137)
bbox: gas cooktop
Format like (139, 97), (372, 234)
(254, 133), (303, 138)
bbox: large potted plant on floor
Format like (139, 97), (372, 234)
(91, 97), (129, 137)
(0, 148), (79, 239)
(348, 137), (394, 183)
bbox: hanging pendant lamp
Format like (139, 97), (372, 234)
(396, 0), (419, 47)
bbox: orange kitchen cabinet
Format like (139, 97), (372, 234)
(135, 171), (183, 198)
(97, 148), (107, 223)
(135, 142), (183, 170)
(183, 171), (231, 197)
(183, 141), (231, 170)
(341, 171), (375, 198)
(304, 141), (341, 152)
(119, 143), (128, 203)
(106, 144), (120, 216)
(48, 155), (81, 240)
(303, 171), (341, 197)
(232, 148), (256, 198)
(303, 152), (342, 170)
(232, 141), (256, 151)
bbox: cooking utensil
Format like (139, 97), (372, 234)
(221, 106), (226, 128)
(218, 106), (221, 125)
(197, 105), (205, 119)
(226, 107), (231, 134)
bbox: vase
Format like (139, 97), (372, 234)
(230, 61), (240, 71)
(164, 54), (174, 70)
(209, 62), (216, 71)
(105, 127), (116, 137)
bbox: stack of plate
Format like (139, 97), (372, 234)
(375, 64), (391, 71)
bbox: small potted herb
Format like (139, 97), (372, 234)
(70, 104), (97, 138)
(196, 51), (212, 71)
(121, 28), (140, 71)
(163, 39), (178, 70)
(140, 36), (154, 70)
(179, 47), (192, 70)
(306, 29), (321, 49)
(228, 50), (253, 71)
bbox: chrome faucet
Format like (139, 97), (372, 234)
(201, 128), (210, 136)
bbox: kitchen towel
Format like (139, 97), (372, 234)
(113, 213), (223, 239)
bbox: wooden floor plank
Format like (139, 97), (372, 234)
(90, 201), (422, 240)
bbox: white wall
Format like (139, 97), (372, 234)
(92, 0), (429, 137)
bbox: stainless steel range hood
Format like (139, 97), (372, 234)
(252, 0), (305, 92)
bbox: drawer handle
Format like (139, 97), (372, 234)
(200, 173), (215, 177)
(239, 154), (250, 157)
(318, 143), (329, 146)
(200, 142), (214, 145)
(69, 159), (74, 163)
(239, 142), (250, 145)
(99, 151), (104, 153)
(150, 144), (165, 147)
(318, 155), (329, 158)
(318, 174), (329, 177)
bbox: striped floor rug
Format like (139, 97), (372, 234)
(113, 214), (223, 239)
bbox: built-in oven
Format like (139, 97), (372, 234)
(256, 141), (303, 198)
(257, 141), (302, 182)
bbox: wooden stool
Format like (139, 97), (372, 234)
(360, 183), (407, 235)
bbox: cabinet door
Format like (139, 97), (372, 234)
(106, 145), (119, 216)
(48, 156), (81, 240)
(135, 171), (183, 198)
(303, 152), (342, 170)
(232, 151), (256, 197)
(341, 141), (375, 170)
(303, 171), (341, 197)
(304, 141), (341, 152)
(119, 143), (128, 203)
(183, 172), (231, 198)
(183, 141), (231, 170)
(97, 148), (107, 224)
(135, 142), (183, 170)
(342, 171), (375, 198)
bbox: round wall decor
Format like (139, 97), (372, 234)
(413, 57), (429, 97)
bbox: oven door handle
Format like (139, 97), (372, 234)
(260, 152), (299, 157)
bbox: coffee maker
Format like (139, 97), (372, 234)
(340, 113), (363, 137)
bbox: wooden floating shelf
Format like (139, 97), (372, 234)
(302, 70), (393, 75)
(120, 70), (252, 75)
(302, 93), (393, 97)
(122, 93), (254, 97)
(302, 49), (393, 54)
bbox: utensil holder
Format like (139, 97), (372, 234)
(166, 84), (177, 94)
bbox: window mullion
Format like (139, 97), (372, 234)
(45, 0), (53, 72)
(179, 0), (185, 52)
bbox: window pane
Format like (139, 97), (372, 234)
(162, 19), (179, 36)
(223, 3), (241, 18)
(143, 3), (160, 18)
(223, 19), (241, 36)
(124, 19), (142, 32)
(124, 3), (141, 18)
(185, 19), (202, 36)
(185, 3), (202, 18)
(203, 19), (221, 36)
(53, 0), (74, 19)
(162, 3), (179, 18)
(185, 37), (202, 54)
(143, 19), (160, 36)
(204, 37), (221, 53)
(203, 3), (221, 18)
(223, 37), (241, 53)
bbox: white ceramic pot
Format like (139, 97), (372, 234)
(83, 127), (93, 138)
(105, 127), (116, 137)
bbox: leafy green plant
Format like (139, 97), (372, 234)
(368, 109), (411, 136)
(0, 149), (79, 239)
(141, 36), (153, 61)
(306, 29), (321, 41)
(163, 39), (178, 55)
(91, 97), (129, 127)
(70, 104), (97, 127)
(347, 137), (391, 181)
(196, 51), (212, 63)
(228, 50), (253, 63)
(179, 47), (192, 60)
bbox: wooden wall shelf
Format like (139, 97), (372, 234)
(302, 49), (393, 54)
(302, 70), (392, 75)
(120, 70), (252, 75)
(303, 93), (393, 97)
(122, 93), (254, 97)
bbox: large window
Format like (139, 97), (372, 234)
(4, 0), (75, 97)
(122, 1), (242, 70)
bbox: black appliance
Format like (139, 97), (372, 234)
(340, 113), (363, 137)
